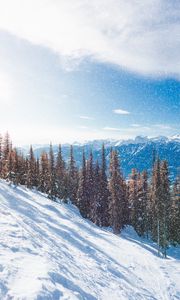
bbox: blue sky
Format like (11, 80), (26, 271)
(0, 0), (179, 145)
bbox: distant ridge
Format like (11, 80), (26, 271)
(18, 135), (180, 180)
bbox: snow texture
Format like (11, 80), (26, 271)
(0, 180), (179, 300)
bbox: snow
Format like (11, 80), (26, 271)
(0, 180), (179, 300)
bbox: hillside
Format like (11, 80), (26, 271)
(0, 180), (179, 300)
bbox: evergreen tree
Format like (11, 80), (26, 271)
(48, 143), (57, 199)
(7, 149), (14, 182)
(97, 144), (109, 227)
(26, 146), (36, 188)
(135, 171), (149, 237)
(128, 168), (138, 227)
(151, 159), (171, 257)
(34, 158), (40, 188)
(12, 149), (21, 186)
(141, 170), (150, 238)
(92, 160), (101, 224)
(2, 132), (11, 178)
(68, 145), (78, 203)
(77, 150), (88, 218)
(108, 150), (125, 234)
(86, 150), (95, 220)
(56, 144), (66, 200)
(39, 152), (49, 193)
(121, 177), (129, 227)
(19, 153), (27, 186)
(160, 160), (171, 257)
(151, 158), (161, 243)
(169, 177), (180, 244)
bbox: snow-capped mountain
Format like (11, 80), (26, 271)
(20, 135), (180, 180)
(0, 180), (179, 299)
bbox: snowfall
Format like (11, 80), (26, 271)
(0, 180), (179, 300)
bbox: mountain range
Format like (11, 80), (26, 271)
(20, 135), (180, 180)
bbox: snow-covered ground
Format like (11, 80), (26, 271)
(0, 180), (179, 300)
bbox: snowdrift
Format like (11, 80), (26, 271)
(0, 180), (179, 300)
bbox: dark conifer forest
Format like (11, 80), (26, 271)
(0, 132), (179, 257)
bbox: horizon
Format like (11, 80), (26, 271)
(3, 133), (179, 148)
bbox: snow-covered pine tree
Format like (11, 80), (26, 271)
(77, 150), (88, 218)
(141, 170), (150, 238)
(169, 177), (180, 244)
(39, 152), (49, 193)
(92, 160), (101, 225)
(55, 144), (66, 200)
(86, 150), (96, 221)
(68, 145), (78, 204)
(159, 160), (171, 257)
(2, 132), (11, 179)
(121, 177), (129, 227)
(128, 168), (138, 228)
(108, 150), (124, 234)
(97, 144), (109, 227)
(12, 149), (21, 186)
(34, 158), (40, 188)
(18, 152), (27, 186)
(48, 143), (57, 200)
(134, 171), (149, 237)
(26, 145), (36, 189)
(151, 158), (161, 243)
(7, 148), (16, 182)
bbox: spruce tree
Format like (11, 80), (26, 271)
(77, 150), (88, 218)
(92, 160), (101, 224)
(169, 177), (180, 244)
(56, 144), (66, 200)
(2, 132), (11, 178)
(7, 149), (14, 182)
(108, 150), (124, 234)
(128, 168), (138, 228)
(160, 160), (171, 257)
(48, 143), (57, 199)
(135, 171), (149, 237)
(13, 149), (21, 186)
(34, 158), (40, 188)
(141, 171), (150, 238)
(98, 144), (109, 227)
(68, 145), (78, 203)
(39, 152), (49, 193)
(151, 158), (161, 243)
(86, 150), (95, 221)
(26, 145), (36, 188)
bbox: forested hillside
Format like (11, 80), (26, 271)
(0, 133), (179, 254)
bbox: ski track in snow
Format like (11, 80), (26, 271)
(0, 180), (179, 300)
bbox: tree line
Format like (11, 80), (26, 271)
(0, 132), (179, 256)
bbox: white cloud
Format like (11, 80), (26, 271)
(0, 0), (179, 77)
(131, 124), (140, 127)
(80, 116), (94, 120)
(153, 124), (172, 130)
(113, 109), (130, 115)
(103, 127), (121, 131)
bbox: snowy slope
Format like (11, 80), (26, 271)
(0, 180), (179, 300)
